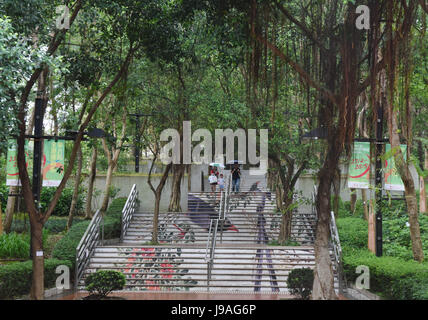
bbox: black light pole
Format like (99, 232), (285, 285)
(135, 115), (141, 173)
(375, 105), (384, 257)
(129, 113), (155, 173)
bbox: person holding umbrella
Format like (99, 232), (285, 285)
(231, 163), (241, 192)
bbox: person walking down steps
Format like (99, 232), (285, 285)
(209, 171), (218, 193)
(218, 174), (225, 191)
(231, 164), (241, 192)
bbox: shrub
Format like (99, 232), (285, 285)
(342, 248), (428, 299)
(286, 268), (314, 300)
(337, 218), (368, 249)
(44, 217), (84, 234)
(103, 197), (127, 239)
(40, 187), (84, 216)
(51, 197), (126, 270)
(383, 214), (428, 260)
(0, 258), (72, 299)
(0, 182), (8, 212)
(52, 220), (90, 269)
(85, 270), (126, 297)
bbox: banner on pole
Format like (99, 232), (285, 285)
(6, 139), (32, 186)
(42, 140), (65, 187)
(384, 144), (406, 191)
(6, 139), (64, 187)
(348, 141), (371, 189)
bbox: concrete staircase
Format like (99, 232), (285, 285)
(122, 192), (316, 246)
(79, 245), (319, 293)
(78, 177), (339, 294)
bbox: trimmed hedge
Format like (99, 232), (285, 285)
(337, 218), (368, 249)
(0, 259), (72, 299)
(51, 220), (90, 270)
(51, 197), (127, 270)
(103, 197), (127, 239)
(342, 247), (428, 299)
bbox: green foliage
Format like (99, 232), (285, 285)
(40, 187), (85, 217)
(9, 217), (85, 234)
(52, 197), (126, 268)
(0, 182), (8, 212)
(337, 218), (368, 249)
(342, 248), (428, 300)
(286, 268), (314, 300)
(0, 258), (72, 299)
(0, 231), (48, 259)
(103, 197), (127, 239)
(84, 270), (126, 297)
(51, 220), (90, 269)
(383, 214), (428, 260)
(0, 232), (30, 259)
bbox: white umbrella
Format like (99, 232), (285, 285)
(209, 162), (225, 168)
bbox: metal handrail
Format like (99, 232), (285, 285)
(75, 209), (103, 290)
(219, 173), (232, 243)
(329, 210), (347, 294)
(205, 175), (231, 290)
(120, 184), (138, 242)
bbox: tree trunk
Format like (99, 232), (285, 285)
(152, 192), (161, 243)
(361, 189), (369, 221)
(420, 148), (427, 215)
(85, 147), (98, 219)
(3, 186), (18, 233)
(30, 220), (44, 300)
(278, 195), (293, 244)
(390, 118), (424, 262)
(67, 146), (83, 230)
(100, 161), (115, 213)
(350, 189), (357, 214)
(168, 164), (185, 212)
(150, 163), (172, 244)
(312, 163), (337, 300)
(332, 169), (341, 218)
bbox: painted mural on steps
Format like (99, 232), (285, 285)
(114, 247), (198, 291)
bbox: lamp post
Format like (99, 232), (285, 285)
(302, 124), (387, 257)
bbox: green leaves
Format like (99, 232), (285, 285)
(85, 270), (126, 297)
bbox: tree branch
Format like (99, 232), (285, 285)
(252, 31), (339, 106)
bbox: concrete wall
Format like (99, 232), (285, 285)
(90, 164), (421, 213)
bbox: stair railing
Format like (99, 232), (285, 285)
(120, 184), (138, 242)
(75, 209), (103, 290)
(329, 210), (347, 294)
(219, 173), (232, 243)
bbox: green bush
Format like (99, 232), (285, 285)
(85, 270), (126, 297)
(40, 187), (84, 217)
(0, 258), (72, 299)
(51, 220), (90, 269)
(0, 182), (8, 212)
(10, 217), (85, 234)
(342, 248), (428, 299)
(286, 268), (314, 300)
(51, 197), (126, 269)
(383, 214), (428, 260)
(103, 197), (127, 239)
(0, 231), (48, 259)
(337, 218), (368, 249)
